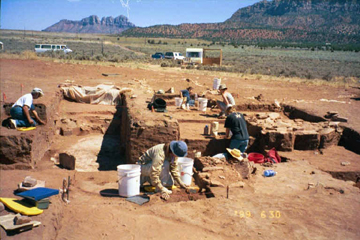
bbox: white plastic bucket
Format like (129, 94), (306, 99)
(117, 164), (141, 197)
(175, 97), (182, 107)
(198, 98), (208, 112)
(211, 121), (219, 132)
(177, 157), (194, 186)
(213, 78), (221, 90)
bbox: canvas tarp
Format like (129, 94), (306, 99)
(60, 84), (132, 105)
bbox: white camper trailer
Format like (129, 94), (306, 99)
(186, 48), (203, 64)
(185, 48), (223, 66)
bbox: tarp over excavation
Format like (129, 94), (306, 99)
(60, 84), (132, 105)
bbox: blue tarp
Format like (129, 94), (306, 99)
(17, 187), (59, 201)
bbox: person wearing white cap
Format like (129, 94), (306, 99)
(138, 141), (189, 200)
(9, 88), (46, 128)
(216, 84), (235, 119)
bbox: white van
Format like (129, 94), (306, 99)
(35, 44), (72, 54)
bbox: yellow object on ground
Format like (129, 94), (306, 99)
(187, 186), (200, 191)
(144, 185), (177, 192)
(0, 198), (43, 216)
(17, 127), (36, 131)
(186, 186), (200, 193)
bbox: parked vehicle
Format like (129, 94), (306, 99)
(186, 48), (203, 64)
(35, 44), (72, 54)
(164, 52), (185, 60)
(151, 52), (165, 59)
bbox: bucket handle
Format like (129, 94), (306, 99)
(119, 172), (141, 181)
(179, 164), (193, 169)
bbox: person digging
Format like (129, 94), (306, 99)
(179, 86), (195, 110)
(216, 84), (235, 119)
(9, 88), (46, 129)
(224, 105), (249, 153)
(138, 141), (189, 200)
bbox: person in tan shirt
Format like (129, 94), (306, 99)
(138, 141), (189, 200)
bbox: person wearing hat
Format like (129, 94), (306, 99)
(216, 84), (235, 119)
(9, 88), (46, 129)
(138, 141), (189, 200)
(224, 105), (249, 153)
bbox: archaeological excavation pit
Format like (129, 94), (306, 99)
(1, 88), (360, 188)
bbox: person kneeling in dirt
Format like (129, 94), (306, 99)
(224, 105), (249, 153)
(179, 86), (195, 110)
(138, 141), (189, 200)
(9, 88), (46, 129)
(216, 84), (235, 118)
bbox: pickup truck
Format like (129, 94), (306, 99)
(151, 52), (165, 59)
(164, 52), (185, 60)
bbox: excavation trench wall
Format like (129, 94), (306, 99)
(122, 93), (180, 164)
(1, 93), (359, 170)
(0, 92), (62, 169)
(339, 127), (360, 154)
(124, 99), (360, 161)
(283, 104), (360, 154)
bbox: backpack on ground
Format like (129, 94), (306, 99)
(147, 98), (167, 112)
(265, 148), (281, 164)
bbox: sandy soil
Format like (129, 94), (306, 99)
(1, 58), (360, 240)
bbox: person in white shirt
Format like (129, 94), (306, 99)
(216, 84), (235, 118)
(9, 88), (46, 128)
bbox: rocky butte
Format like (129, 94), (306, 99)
(43, 15), (135, 34)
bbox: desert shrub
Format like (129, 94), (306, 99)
(1, 33), (359, 83)
(305, 72), (312, 79)
(322, 72), (333, 81)
(160, 61), (181, 68)
(289, 71), (297, 77)
(21, 50), (38, 60)
(74, 55), (90, 61)
(93, 54), (105, 61)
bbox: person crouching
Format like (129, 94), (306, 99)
(224, 105), (249, 153)
(138, 141), (189, 200)
(9, 88), (46, 129)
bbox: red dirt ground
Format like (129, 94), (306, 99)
(1, 58), (360, 240)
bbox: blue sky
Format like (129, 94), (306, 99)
(1, 0), (260, 31)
